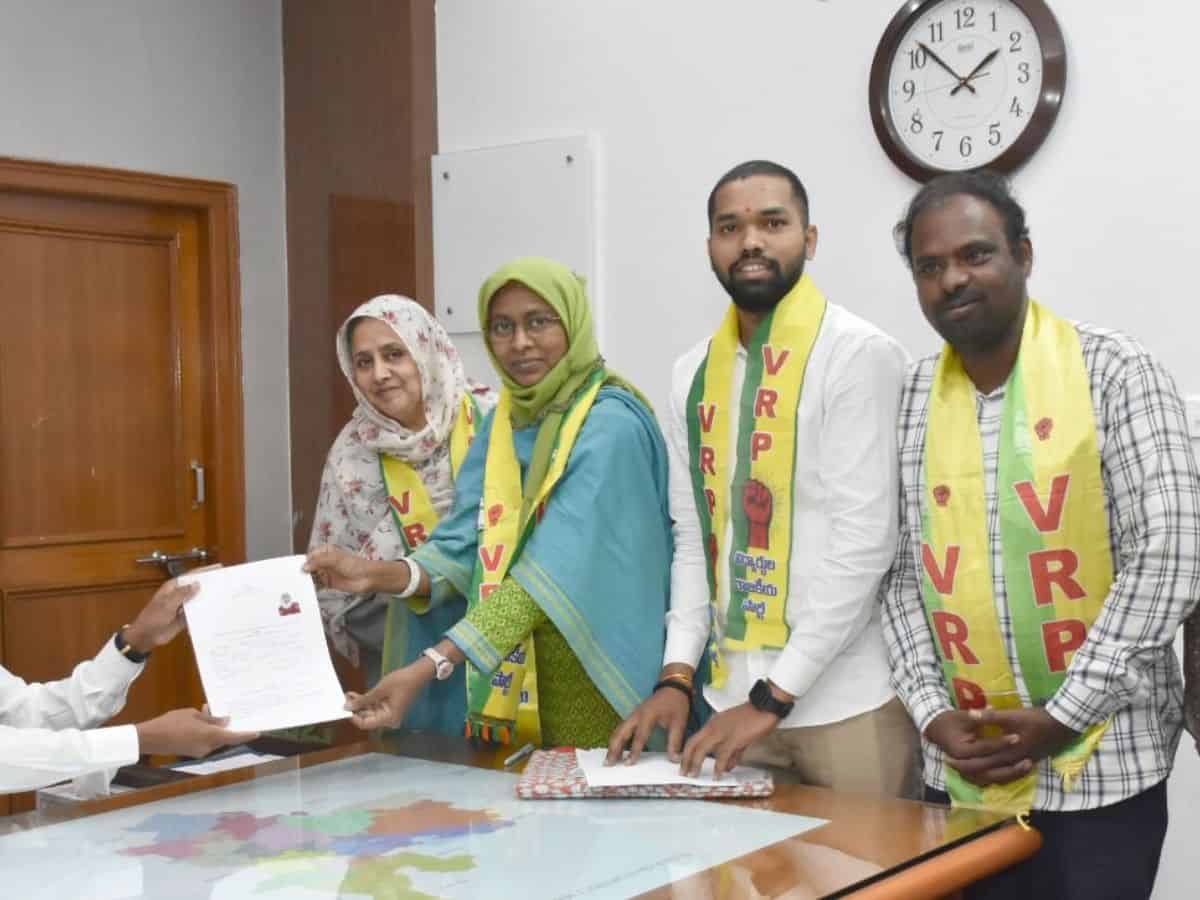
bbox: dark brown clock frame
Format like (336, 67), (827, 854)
(868, 0), (1067, 182)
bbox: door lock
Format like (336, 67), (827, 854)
(135, 547), (212, 577)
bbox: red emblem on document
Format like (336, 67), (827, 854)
(277, 592), (301, 616)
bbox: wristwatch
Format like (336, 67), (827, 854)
(422, 646), (455, 681)
(113, 626), (151, 664)
(748, 679), (794, 719)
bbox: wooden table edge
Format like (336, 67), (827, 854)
(842, 820), (1042, 898)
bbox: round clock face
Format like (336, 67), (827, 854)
(870, 0), (1066, 179)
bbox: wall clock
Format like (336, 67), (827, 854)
(868, 0), (1066, 181)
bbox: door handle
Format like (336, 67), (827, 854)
(135, 547), (212, 577)
(191, 460), (206, 508)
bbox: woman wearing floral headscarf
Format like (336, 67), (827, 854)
(310, 295), (495, 735)
(307, 258), (672, 748)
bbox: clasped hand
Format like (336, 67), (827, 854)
(926, 707), (1079, 786)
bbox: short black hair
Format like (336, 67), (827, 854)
(894, 169), (1030, 265)
(707, 160), (810, 227)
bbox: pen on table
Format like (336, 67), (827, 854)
(504, 743), (535, 768)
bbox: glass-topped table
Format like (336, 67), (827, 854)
(0, 734), (1039, 898)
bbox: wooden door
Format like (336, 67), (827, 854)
(0, 158), (244, 814)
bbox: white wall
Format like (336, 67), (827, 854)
(0, 0), (290, 560)
(436, 2), (1200, 895)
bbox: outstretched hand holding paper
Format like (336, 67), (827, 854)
(181, 556), (351, 733)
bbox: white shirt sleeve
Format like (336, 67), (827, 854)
(663, 350), (716, 670)
(766, 335), (908, 698)
(0, 639), (143, 793)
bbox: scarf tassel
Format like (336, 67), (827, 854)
(464, 718), (513, 746)
(1053, 754), (1089, 794)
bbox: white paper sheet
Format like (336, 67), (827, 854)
(171, 752), (285, 776)
(575, 748), (767, 788)
(180, 555), (351, 733)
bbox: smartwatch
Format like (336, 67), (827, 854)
(748, 679), (794, 719)
(422, 646), (455, 681)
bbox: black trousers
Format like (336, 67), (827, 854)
(924, 780), (1168, 900)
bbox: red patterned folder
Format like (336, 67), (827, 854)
(515, 747), (774, 799)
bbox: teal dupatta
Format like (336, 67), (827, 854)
(410, 386), (672, 722)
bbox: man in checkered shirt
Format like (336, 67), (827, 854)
(882, 170), (1200, 900)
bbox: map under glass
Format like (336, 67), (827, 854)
(0, 754), (825, 899)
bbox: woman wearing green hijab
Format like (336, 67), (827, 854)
(306, 257), (673, 748)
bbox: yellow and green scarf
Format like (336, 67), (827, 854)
(463, 256), (653, 744)
(465, 370), (606, 744)
(921, 300), (1112, 815)
(686, 276), (826, 688)
(379, 393), (480, 664)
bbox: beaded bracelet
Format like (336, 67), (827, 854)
(658, 671), (693, 690)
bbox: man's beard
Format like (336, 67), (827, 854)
(931, 289), (1021, 353)
(713, 253), (806, 313)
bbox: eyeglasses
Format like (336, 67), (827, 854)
(486, 313), (563, 342)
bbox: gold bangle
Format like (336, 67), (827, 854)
(659, 672), (694, 690)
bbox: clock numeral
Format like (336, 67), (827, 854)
(955, 7), (975, 30)
(1010, 31), (1023, 53)
(932, 130), (945, 152)
(910, 109), (924, 134)
(990, 10), (998, 31)
(1010, 96), (1024, 117)
(929, 20), (944, 43)
(908, 47), (928, 69)
(1017, 62), (1031, 84)
(959, 135), (973, 158)
(988, 122), (1002, 147)
(902, 79), (917, 102)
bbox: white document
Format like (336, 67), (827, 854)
(181, 555), (351, 733)
(171, 752), (285, 776)
(575, 748), (766, 788)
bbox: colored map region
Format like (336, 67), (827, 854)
(119, 795), (510, 899)
(0, 754), (824, 899)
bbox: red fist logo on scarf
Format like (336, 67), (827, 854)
(742, 479), (774, 550)
(933, 484), (951, 507)
(487, 504), (504, 527)
(1035, 417), (1054, 442)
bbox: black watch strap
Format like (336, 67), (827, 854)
(114, 627), (151, 664)
(748, 679), (794, 718)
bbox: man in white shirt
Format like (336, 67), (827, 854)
(607, 160), (919, 796)
(1, 578), (256, 794)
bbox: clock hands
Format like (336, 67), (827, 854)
(950, 48), (1000, 96)
(917, 42), (977, 95)
(919, 73), (989, 100)
(916, 43), (1003, 99)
